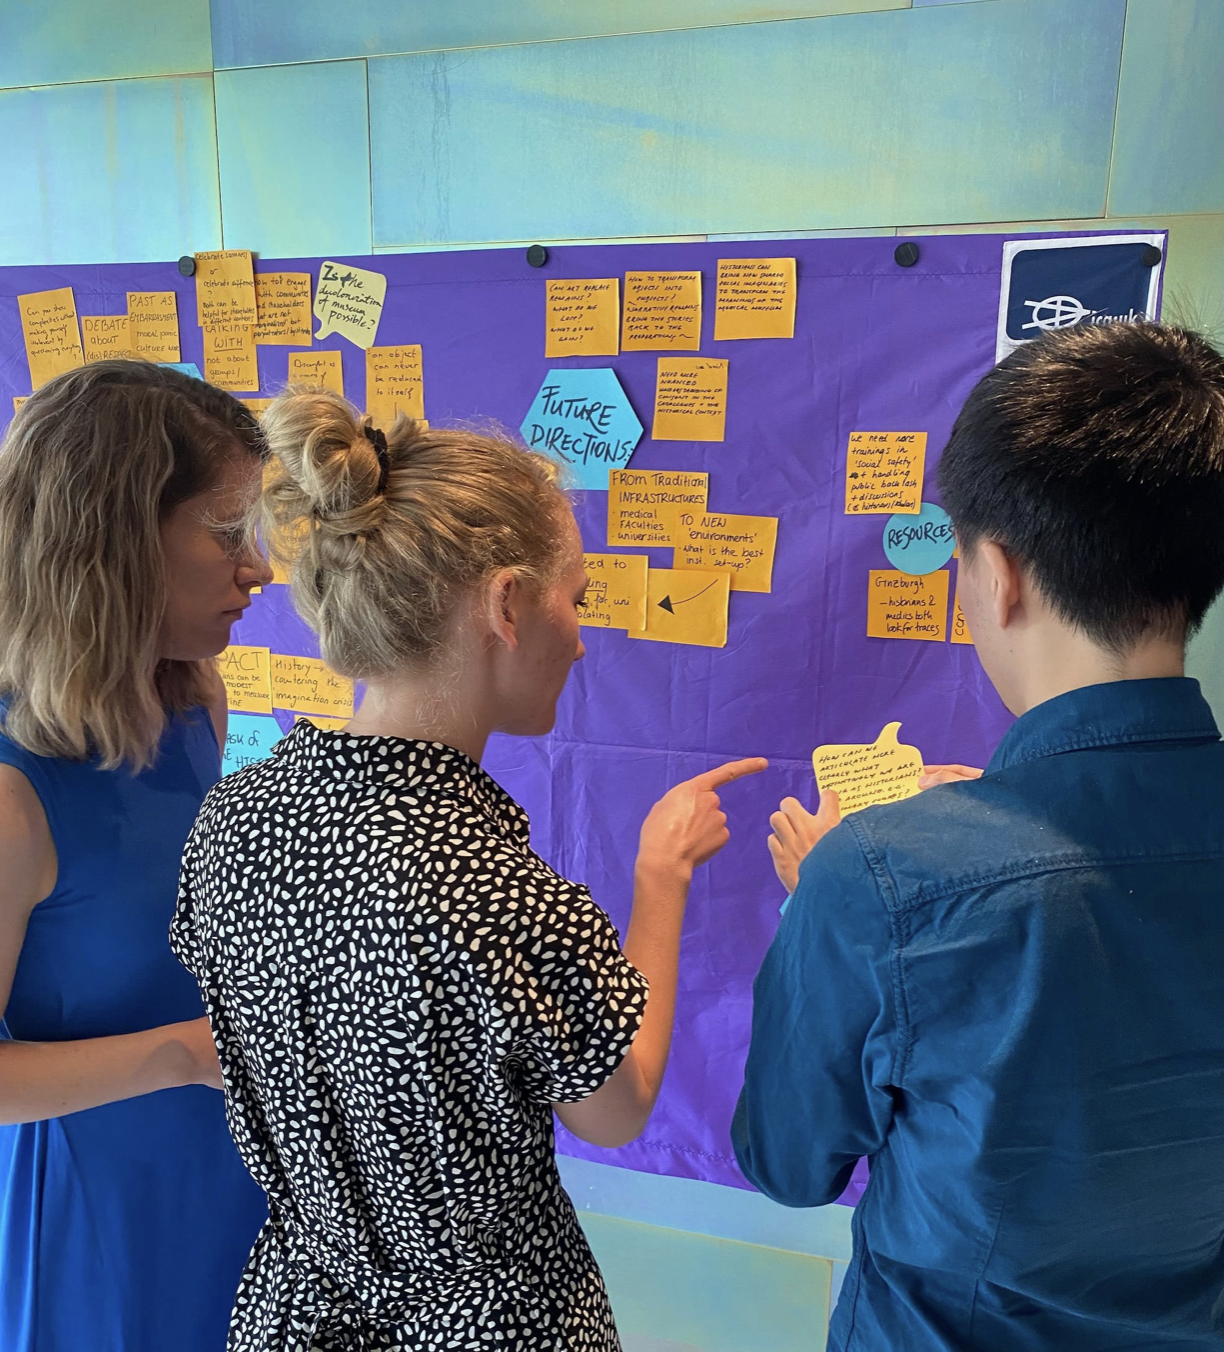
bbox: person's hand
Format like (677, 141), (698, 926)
(177, 1016), (224, 1091)
(768, 792), (841, 895)
(917, 764), (983, 789)
(638, 758), (768, 879)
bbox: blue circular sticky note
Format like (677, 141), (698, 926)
(883, 502), (955, 576)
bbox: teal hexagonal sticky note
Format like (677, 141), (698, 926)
(520, 368), (643, 490)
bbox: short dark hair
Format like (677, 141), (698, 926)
(938, 322), (1224, 650)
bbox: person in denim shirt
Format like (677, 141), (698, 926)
(734, 322), (1224, 1352)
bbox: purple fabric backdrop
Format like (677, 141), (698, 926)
(2, 234), (1070, 1203)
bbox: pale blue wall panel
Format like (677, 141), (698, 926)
(210, 0), (908, 68)
(580, 1213), (832, 1352)
(0, 0), (212, 90)
(0, 75), (220, 266)
(215, 62), (372, 256)
(1109, 0), (1224, 217)
(369, 0), (1126, 247)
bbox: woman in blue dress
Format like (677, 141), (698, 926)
(0, 361), (270, 1352)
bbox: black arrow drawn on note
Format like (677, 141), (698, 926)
(658, 579), (720, 613)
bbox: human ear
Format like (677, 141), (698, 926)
(484, 570), (522, 652)
(977, 540), (1023, 631)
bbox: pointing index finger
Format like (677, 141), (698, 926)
(694, 757), (769, 791)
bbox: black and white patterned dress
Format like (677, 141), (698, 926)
(171, 723), (649, 1352)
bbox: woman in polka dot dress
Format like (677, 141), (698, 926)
(172, 390), (765, 1352)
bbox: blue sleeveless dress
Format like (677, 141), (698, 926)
(0, 707), (267, 1352)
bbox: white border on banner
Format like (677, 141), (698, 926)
(995, 232), (1166, 364)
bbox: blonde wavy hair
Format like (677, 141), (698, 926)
(0, 360), (266, 769)
(259, 388), (568, 679)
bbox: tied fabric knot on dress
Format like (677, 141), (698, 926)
(363, 424), (390, 495)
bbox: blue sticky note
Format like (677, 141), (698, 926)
(520, 368), (643, 490)
(883, 501), (955, 576)
(222, 712), (282, 776)
(161, 362), (203, 380)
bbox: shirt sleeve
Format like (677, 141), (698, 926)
(462, 861), (649, 1105)
(168, 816), (206, 981)
(732, 819), (900, 1206)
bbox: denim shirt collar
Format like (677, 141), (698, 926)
(987, 677), (1220, 774)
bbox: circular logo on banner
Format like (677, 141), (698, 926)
(883, 502), (955, 576)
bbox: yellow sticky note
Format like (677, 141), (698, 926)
(314, 261), (386, 348)
(581, 553), (649, 631)
(867, 569), (949, 642)
(241, 397), (274, 418)
(254, 272), (313, 345)
(545, 279), (620, 358)
(194, 250), (257, 329)
(812, 722), (923, 816)
(127, 292), (181, 362)
(845, 431), (927, 515)
(673, 511), (778, 593)
(12, 396), (28, 415)
(653, 357), (728, 442)
(951, 591), (973, 645)
(713, 258), (796, 341)
(622, 272), (702, 351)
(81, 314), (135, 363)
(19, 288), (84, 390)
(607, 469), (709, 547)
(287, 350), (344, 396)
(295, 713), (350, 731)
(366, 345), (423, 425)
(629, 568), (730, 648)
(203, 324), (260, 393)
(271, 654), (355, 718)
(218, 645), (273, 714)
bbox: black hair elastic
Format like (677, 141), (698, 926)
(363, 424), (390, 493)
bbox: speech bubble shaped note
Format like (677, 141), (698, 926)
(222, 713), (283, 776)
(812, 721), (924, 816)
(314, 261), (386, 348)
(882, 501), (955, 576)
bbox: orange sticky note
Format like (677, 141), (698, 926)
(713, 258), (796, 341)
(653, 357), (728, 442)
(622, 272), (702, 351)
(12, 397), (28, 415)
(242, 397), (274, 418)
(812, 722), (924, 816)
(287, 350), (344, 396)
(19, 288), (84, 390)
(195, 250), (257, 328)
(271, 654), (354, 719)
(203, 324), (260, 393)
(628, 568), (729, 648)
(607, 469), (709, 547)
(365, 345), (423, 425)
(581, 553), (649, 631)
(127, 292), (181, 361)
(254, 272), (313, 345)
(81, 314), (135, 363)
(545, 279), (620, 358)
(672, 510), (777, 592)
(951, 591), (973, 645)
(845, 432), (927, 515)
(867, 569), (949, 642)
(218, 645), (273, 714)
